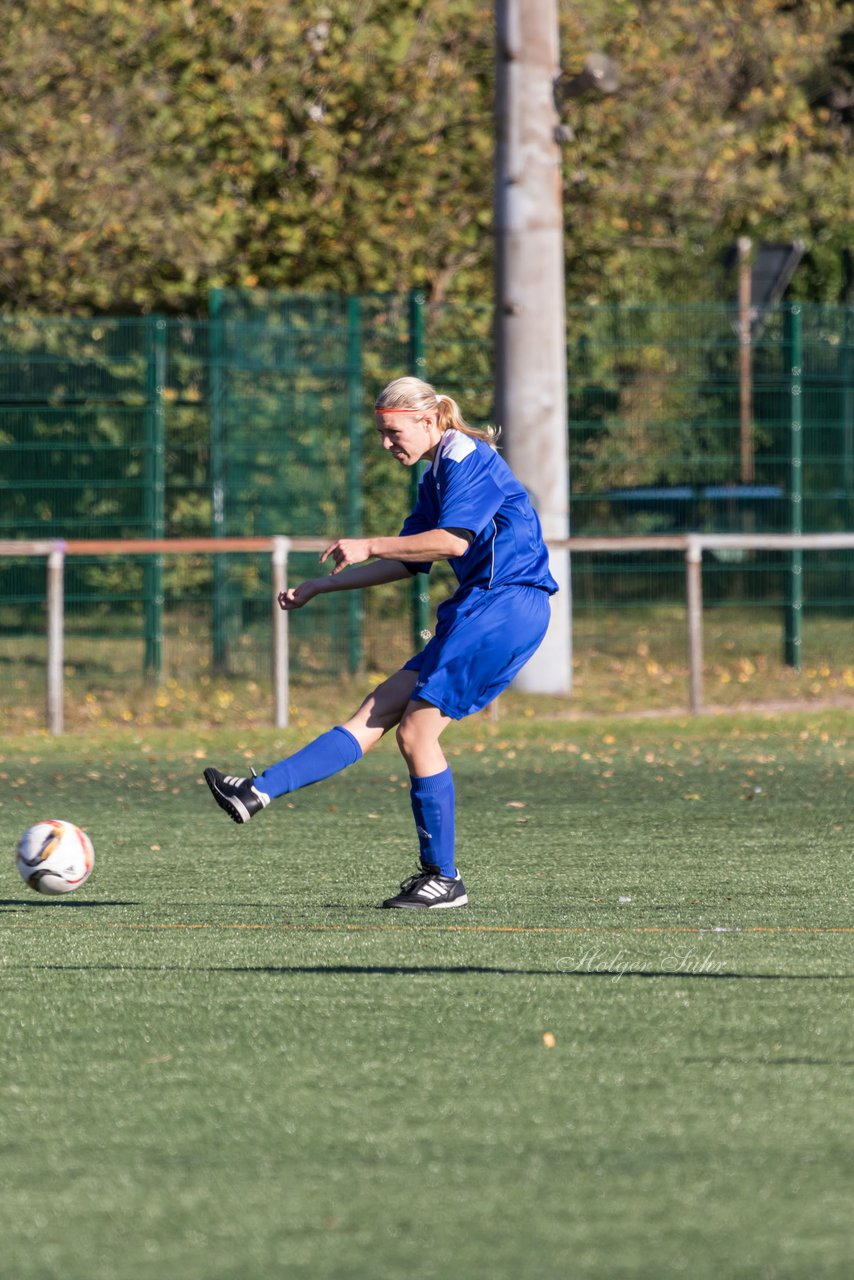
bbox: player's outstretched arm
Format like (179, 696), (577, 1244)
(278, 528), (469, 611)
(277, 559), (411, 611)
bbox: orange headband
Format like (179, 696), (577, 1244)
(375, 399), (443, 414)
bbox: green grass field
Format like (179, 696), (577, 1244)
(1, 710), (852, 1280)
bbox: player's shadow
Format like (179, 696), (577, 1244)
(0, 899), (139, 909)
(12, 962), (851, 980)
(214, 965), (851, 980)
(683, 1055), (854, 1067)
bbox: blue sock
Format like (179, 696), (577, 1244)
(409, 768), (457, 878)
(255, 726), (362, 800)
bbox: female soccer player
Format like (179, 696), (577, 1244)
(204, 376), (558, 908)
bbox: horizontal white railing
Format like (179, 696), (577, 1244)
(2, 533), (853, 733)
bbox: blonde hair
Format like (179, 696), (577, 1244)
(375, 376), (499, 446)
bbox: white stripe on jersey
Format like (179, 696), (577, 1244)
(433, 428), (476, 471)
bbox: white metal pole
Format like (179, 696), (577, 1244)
(685, 536), (704, 714)
(46, 542), (66, 735)
(272, 537), (290, 729)
(494, 0), (571, 695)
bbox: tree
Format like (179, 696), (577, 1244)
(558, 0), (854, 304)
(0, 0), (851, 314)
(0, 0), (494, 313)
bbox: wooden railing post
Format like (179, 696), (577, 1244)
(46, 541), (66, 735)
(685, 536), (704, 714)
(272, 537), (291, 729)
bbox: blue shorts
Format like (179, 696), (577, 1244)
(402, 584), (553, 719)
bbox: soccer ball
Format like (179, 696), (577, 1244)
(15, 819), (95, 895)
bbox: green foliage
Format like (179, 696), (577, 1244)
(0, 0), (494, 313)
(560, 0), (854, 303)
(0, 1), (851, 312)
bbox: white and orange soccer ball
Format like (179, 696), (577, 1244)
(15, 819), (95, 895)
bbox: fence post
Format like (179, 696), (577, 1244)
(841, 304), (854, 613)
(46, 542), (65, 735)
(209, 288), (232, 673)
(272, 537), (291, 728)
(346, 296), (364, 674)
(843, 304), (854, 506)
(408, 289), (431, 650)
(143, 317), (167, 676)
(784, 304), (803, 670)
(685, 536), (704, 714)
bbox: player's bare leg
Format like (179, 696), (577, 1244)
(394, 698), (453, 776)
(340, 667), (420, 753)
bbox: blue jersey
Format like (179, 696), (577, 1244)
(399, 429), (558, 595)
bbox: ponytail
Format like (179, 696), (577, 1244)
(436, 393), (499, 446)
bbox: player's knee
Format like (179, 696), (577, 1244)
(395, 714), (421, 762)
(394, 717), (411, 757)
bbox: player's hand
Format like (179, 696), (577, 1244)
(320, 538), (373, 575)
(277, 580), (320, 611)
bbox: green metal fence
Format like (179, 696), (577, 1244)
(1, 295), (852, 706)
(565, 302), (854, 666)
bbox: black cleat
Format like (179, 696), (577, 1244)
(203, 768), (271, 824)
(382, 864), (468, 909)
